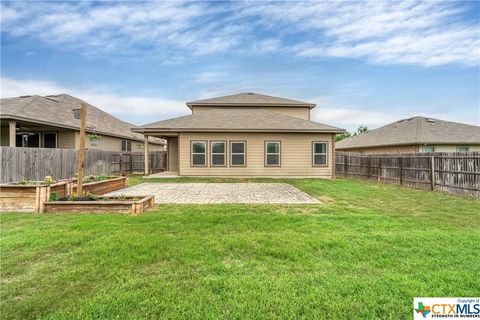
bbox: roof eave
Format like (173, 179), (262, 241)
(1, 114), (165, 145)
(336, 141), (480, 149)
(132, 127), (344, 134)
(185, 102), (316, 109)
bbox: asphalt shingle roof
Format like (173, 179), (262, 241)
(336, 116), (480, 149)
(133, 108), (344, 133)
(0, 94), (164, 144)
(187, 92), (316, 108)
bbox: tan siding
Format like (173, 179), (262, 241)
(57, 130), (77, 149)
(85, 135), (164, 152)
(337, 145), (419, 154)
(337, 144), (480, 154)
(0, 127), (9, 146)
(179, 132), (334, 177)
(192, 106), (310, 120)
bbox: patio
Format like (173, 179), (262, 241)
(106, 183), (320, 204)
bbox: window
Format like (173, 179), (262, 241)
(16, 133), (40, 147)
(265, 141), (280, 166)
(43, 132), (57, 148)
(313, 142), (328, 166)
(211, 141), (226, 166)
(191, 141), (207, 166)
(230, 141), (246, 166)
(121, 140), (132, 152)
(458, 146), (469, 152)
(423, 146), (435, 153)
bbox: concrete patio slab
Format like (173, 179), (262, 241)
(106, 183), (320, 204)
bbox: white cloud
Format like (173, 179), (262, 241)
(241, 1), (480, 66)
(1, 1), (477, 67)
(0, 76), (187, 124)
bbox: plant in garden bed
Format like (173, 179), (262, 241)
(49, 192), (58, 202)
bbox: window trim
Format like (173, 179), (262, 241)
(191, 140), (207, 167)
(230, 140), (247, 167)
(312, 141), (328, 167)
(42, 132), (58, 148)
(121, 139), (132, 152)
(457, 146), (469, 152)
(210, 140), (227, 167)
(264, 141), (281, 167)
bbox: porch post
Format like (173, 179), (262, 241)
(8, 121), (16, 147)
(144, 135), (149, 175)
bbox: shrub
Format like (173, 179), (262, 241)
(49, 192), (58, 202)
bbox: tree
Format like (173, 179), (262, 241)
(354, 124), (368, 135)
(335, 131), (352, 142)
(335, 125), (369, 142)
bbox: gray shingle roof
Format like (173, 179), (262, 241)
(133, 108), (344, 133)
(0, 94), (165, 144)
(187, 92), (316, 108)
(336, 116), (480, 149)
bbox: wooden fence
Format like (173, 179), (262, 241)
(0, 147), (166, 183)
(335, 151), (480, 197)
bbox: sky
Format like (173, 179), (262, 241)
(1, 1), (479, 132)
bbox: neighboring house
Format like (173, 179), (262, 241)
(336, 116), (480, 154)
(132, 92), (344, 177)
(0, 94), (165, 152)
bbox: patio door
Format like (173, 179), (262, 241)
(168, 137), (179, 172)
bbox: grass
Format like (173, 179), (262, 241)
(1, 177), (479, 319)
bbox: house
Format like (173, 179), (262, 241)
(0, 94), (165, 152)
(132, 92), (344, 177)
(336, 116), (480, 154)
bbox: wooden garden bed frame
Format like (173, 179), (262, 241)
(0, 181), (73, 212)
(0, 176), (129, 212)
(73, 176), (128, 195)
(43, 195), (155, 214)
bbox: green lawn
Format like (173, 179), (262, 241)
(1, 177), (479, 319)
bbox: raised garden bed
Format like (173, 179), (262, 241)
(43, 195), (155, 214)
(0, 180), (73, 212)
(0, 175), (128, 213)
(73, 176), (128, 195)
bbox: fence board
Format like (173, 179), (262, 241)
(0, 147), (166, 183)
(336, 151), (480, 197)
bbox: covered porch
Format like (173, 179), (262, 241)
(143, 132), (179, 176)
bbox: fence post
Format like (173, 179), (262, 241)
(119, 153), (123, 174)
(150, 152), (154, 174)
(430, 156), (435, 191)
(377, 158), (382, 182)
(129, 153), (133, 174)
(398, 157), (403, 185)
(367, 157), (371, 179)
(344, 154), (348, 176)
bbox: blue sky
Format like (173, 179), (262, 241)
(1, 1), (479, 131)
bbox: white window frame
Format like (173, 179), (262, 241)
(423, 146), (435, 153)
(121, 140), (132, 152)
(265, 141), (281, 167)
(210, 141), (226, 167)
(191, 140), (207, 167)
(312, 141), (328, 167)
(458, 146), (469, 152)
(230, 141), (246, 167)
